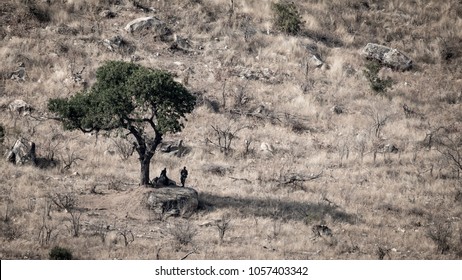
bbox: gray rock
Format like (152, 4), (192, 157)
(9, 99), (32, 116)
(6, 138), (36, 165)
(361, 43), (413, 71)
(124, 17), (170, 37)
(10, 62), (26, 81)
(145, 187), (198, 218)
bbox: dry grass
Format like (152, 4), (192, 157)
(1, 0), (461, 259)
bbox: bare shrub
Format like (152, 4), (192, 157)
(432, 124), (462, 179)
(49, 191), (81, 237)
(112, 137), (135, 160)
(215, 214), (231, 243)
(209, 125), (242, 156)
(67, 209), (82, 237)
(49, 192), (77, 211)
(60, 148), (83, 171)
(167, 220), (198, 248)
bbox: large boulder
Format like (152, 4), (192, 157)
(145, 187), (198, 218)
(6, 138), (36, 165)
(124, 17), (170, 38)
(361, 43), (413, 71)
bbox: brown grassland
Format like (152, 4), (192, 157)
(0, 0), (461, 260)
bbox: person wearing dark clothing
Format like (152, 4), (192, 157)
(158, 168), (168, 185)
(180, 166), (188, 187)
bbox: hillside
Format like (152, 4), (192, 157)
(0, 0), (461, 259)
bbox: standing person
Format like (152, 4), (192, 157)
(180, 166), (188, 187)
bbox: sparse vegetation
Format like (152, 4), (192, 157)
(48, 61), (196, 185)
(0, 0), (461, 260)
(271, 1), (303, 35)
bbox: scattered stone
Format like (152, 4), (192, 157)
(145, 187), (198, 218)
(361, 43), (413, 71)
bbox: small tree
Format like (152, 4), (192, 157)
(271, 1), (303, 35)
(48, 61), (196, 185)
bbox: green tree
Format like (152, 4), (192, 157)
(48, 61), (196, 185)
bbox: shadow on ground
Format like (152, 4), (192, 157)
(199, 192), (357, 224)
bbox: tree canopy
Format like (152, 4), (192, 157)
(48, 60), (196, 185)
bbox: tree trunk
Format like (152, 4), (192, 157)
(140, 158), (151, 186)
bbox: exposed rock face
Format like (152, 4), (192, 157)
(6, 138), (36, 165)
(145, 187), (198, 218)
(361, 43), (413, 71)
(124, 17), (170, 38)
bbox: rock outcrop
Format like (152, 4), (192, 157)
(6, 138), (36, 165)
(361, 43), (413, 71)
(124, 17), (170, 38)
(145, 187), (198, 218)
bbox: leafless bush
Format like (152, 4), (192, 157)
(209, 125), (238, 156)
(67, 209), (82, 237)
(49, 191), (81, 237)
(432, 124), (462, 179)
(167, 220), (198, 248)
(215, 214), (231, 243)
(364, 106), (393, 138)
(112, 137), (135, 160)
(60, 148), (83, 171)
(49, 192), (77, 211)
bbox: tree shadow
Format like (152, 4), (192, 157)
(199, 192), (358, 224)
